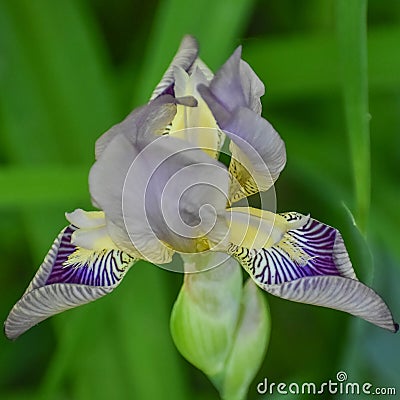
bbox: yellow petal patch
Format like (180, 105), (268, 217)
(66, 209), (106, 229)
(66, 209), (122, 253)
(228, 142), (275, 203)
(227, 207), (298, 250)
(228, 154), (259, 203)
(169, 67), (224, 159)
(71, 225), (118, 251)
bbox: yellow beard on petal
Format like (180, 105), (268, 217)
(63, 248), (107, 269)
(63, 247), (134, 271)
(195, 236), (211, 252)
(275, 234), (311, 266)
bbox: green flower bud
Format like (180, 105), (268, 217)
(170, 254), (243, 376)
(218, 279), (271, 400)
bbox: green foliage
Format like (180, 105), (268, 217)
(1, 1), (399, 399)
(336, 0), (370, 235)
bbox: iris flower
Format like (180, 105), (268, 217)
(5, 36), (397, 340)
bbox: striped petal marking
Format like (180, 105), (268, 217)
(4, 225), (135, 340)
(228, 212), (398, 333)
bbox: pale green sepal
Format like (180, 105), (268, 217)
(170, 254), (243, 376)
(218, 279), (271, 400)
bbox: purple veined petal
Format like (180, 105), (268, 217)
(4, 225), (136, 340)
(150, 35), (199, 101)
(230, 213), (357, 282)
(228, 213), (398, 332)
(70, 224), (117, 251)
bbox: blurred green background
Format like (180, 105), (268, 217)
(0, 0), (399, 399)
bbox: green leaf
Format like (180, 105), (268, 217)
(336, 0), (370, 234)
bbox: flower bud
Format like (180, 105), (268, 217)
(219, 279), (271, 400)
(170, 254), (243, 376)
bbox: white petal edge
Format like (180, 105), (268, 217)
(4, 226), (135, 340)
(261, 275), (398, 333)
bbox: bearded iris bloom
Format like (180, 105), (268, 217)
(5, 36), (398, 341)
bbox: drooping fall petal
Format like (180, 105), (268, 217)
(228, 211), (398, 332)
(4, 225), (135, 340)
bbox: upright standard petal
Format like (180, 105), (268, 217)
(198, 48), (286, 202)
(228, 211), (398, 332)
(197, 47), (264, 115)
(225, 109), (286, 202)
(5, 225), (135, 340)
(150, 35), (199, 100)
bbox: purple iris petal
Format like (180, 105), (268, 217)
(197, 48), (286, 198)
(234, 218), (345, 286)
(46, 226), (130, 287)
(229, 214), (398, 332)
(4, 225), (135, 340)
